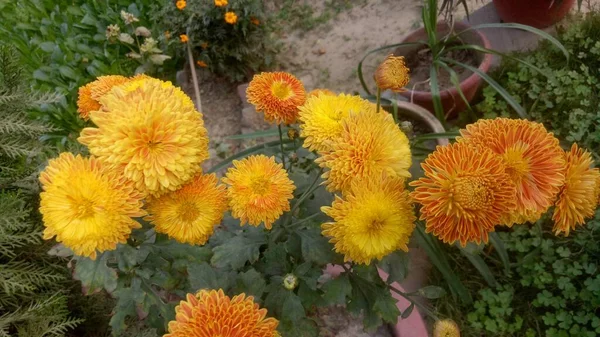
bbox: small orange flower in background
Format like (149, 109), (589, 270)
(374, 54), (410, 92)
(308, 88), (336, 97)
(246, 72), (306, 124)
(433, 319), (461, 337)
(196, 60), (208, 68)
(77, 75), (128, 120)
(458, 118), (565, 226)
(200, 42), (208, 49)
(225, 11), (238, 24)
(164, 289), (279, 337)
(215, 0), (228, 7)
(410, 142), (517, 246)
(176, 0), (186, 10)
(222, 155), (295, 229)
(180, 34), (188, 43)
(552, 144), (600, 236)
(251, 17), (260, 25)
(164, 31), (171, 39)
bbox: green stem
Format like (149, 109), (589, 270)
(278, 124), (287, 170)
(284, 170), (323, 227)
(388, 284), (439, 320)
(375, 87), (382, 113)
(392, 95), (399, 124)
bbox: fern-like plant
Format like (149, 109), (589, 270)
(0, 44), (83, 337)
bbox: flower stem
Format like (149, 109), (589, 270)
(375, 87), (382, 113)
(392, 95), (399, 124)
(278, 124), (287, 170)
(388, 284), (439, 320)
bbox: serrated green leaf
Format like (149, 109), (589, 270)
(373, 292), (400, 324)
(322, 274), (352, 305)
(378, 251), (409, 284)
(282, 293), (305, 322)
(211, 231), (267, 270)
(235, 268), (267, 299)
(109, 277), (145, 335)
(278, 318), (319, 337)
(418, 285), (446, 299)
(296, 227), (336, 265)
(188, 262), (219, 291)
(73, 253), (118, 295)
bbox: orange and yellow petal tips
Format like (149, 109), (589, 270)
(222, 155), (295, 229)
(458, 118), (565, 227)
(145, 174), (228, 245)
(39, 153), (145, 259)
(176, 0), (186, 10)
(307, 88), (336, 98)
(433, 319), (461, 337)
(215, 0), (228, 7)
(196, 60), (208, 68)
(246, 72), (306, 125)
(374, 54), (410, 92)
(225, 11), (238, 24)
(77, 75), (129, 120)
(552, 144), (600, 236)
(298, 93), (376, 153)
(410, 142), (517, 246)
(322, 175), (415, 265)
(164, 289), (279, 337)
(316, 110), (411, 194)
(78, 77), (209, 197)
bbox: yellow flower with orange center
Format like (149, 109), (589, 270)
(552, 144), (600, 236)
(222, 155), (295, 229)
(374, 55), (410, 92)
(164, 289), (279, 337)
(299, 93), (376, 153)
(180, 34), (188, 43)
(316, 111), (411, 194)
(322, 174), (415, 265)
(215, 0), (228, 7)
(39, 153), (145, 259)
(307, 88), (336, 98)
(145, 174), (228, 245)
(433, 319), (461, 337)
(196, 60), (208, 68)
(410, 142), (517, 246)
(176, 0), (186, 10)
(225, 11), (238, 24)
(246, 72), (306, 124)
(77, 75), (129, 120)
(458, 118), (565, 226)
(78, 77), (209, 197)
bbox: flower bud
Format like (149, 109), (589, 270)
(283, 273), (298, 290)
(287, 128), (299, 140)
(433, 319), (460, 337)
(135, 26), (152, 37)
(374, 54), (410, 92)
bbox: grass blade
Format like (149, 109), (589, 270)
(447, 44), (547, 76)
(489, 232), (511, 276)
(207, 139), (294, 173)
(226, 127), (283, 140)
(435, 60), (475, 119)
(458, 245), (498, 288)
(429, 65), (447, 126)
(413, 131), (459, 142)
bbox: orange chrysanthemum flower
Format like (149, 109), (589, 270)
(458, 118), (565, 226)
(196, 60), (208, 68)
(225, 11), (238, 24)
(433, 319), (461, 337)
(246, 72), (306, 124)
(316, 111), (411, 193)
(145, 174), (228, 245)
(215, 0), (228, 7)
(552, 144), (600, 236)
(374, 55), (410, 92)
(307, 88), (336, 98)
(180, 34), (188, 43)
(77, 75), (129, 120)
(39, 153), (145, 259)
(222, 155), (295, 229)
(410, 142), (517, 246)
(165, 289), (279, 337)
(176, 0), (186, 10)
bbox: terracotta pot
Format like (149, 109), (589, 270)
(395, 22), (492, 118)
(493, 0), (575, 29)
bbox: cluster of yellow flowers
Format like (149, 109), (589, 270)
(176, 0), (238, 25)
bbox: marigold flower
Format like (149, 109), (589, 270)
(165, 289), (279, 337)
(552, 144), (600, 236)
(145, 174), (227, 245)
(222, 155), (295, 229)
(307, 88), (336, 97)
(225, 11), (238, 24)
(410, 142), (517, 246)
(433, 319), (461, 337)
(215, 0), (228, 7)
(251, 17), (260, 25)
(39, 153), (145, 259)
(180, 34), (188, 43)
(200, 42), (208, 49)
(322, 174), (415, 264)
(316, 111), (411, 193)
(458, 118), (565, 226)
(374, 55), (410, 92)
(77, 75), (129, 120)
(196, 60), (208, 68)
(176, 0), (186, 10)
(246, 72), (306, 124)
(78, 77), (209, 197)
(299, 93), (376, 153)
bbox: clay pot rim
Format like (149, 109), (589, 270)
(382, 99), (449, 147)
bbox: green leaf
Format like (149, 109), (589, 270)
(401, 303), (415, 318)
(322, 274), (352, 305)
(282, 293), (305, 322)
(188, 262), (219, 291)
(211, 231), (267, 270)
(109, 278), (145, 335)
(418, 285), (446, 299)
(234, 268), (267, 299)
(412, 131), (459, 142)
(207, 139), (294, 173)
(489, 232), (511, 276)
(296, 227), (337, 265)
(38, 41), (55, 52)
(115, 244), (149, 272)
(458, 245), (498, 287)
(373, 293), (401, 324)
(33, 69), (50, 82)
(227, 127), (282, 140)
(378, 251), (409, 284)
(73, 253), (118, 295)
(429, 64), (447, 125)
(80, 13), (97, 26)
(264, 279), (293, 318)
(278, 318), (319, 337)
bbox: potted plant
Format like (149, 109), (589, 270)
(358, 0), (568, 123)
(492, 0), (578, 29)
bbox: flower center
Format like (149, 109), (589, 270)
(73, 198), (95, 219)
(329, 110), (345, 121)
(271, 81), (293, 100)
(502, 142), (530, 184)
(250, 176), (270, 195)
(179, 201), (200, 222)
(147, 140), (163, 152)
(452, 176), (492, 211)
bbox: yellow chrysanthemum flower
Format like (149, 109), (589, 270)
(39, 153), (145, 259)
(215, 0), (228, 7)
(321, 174), (415, 264)
(77, 75), (129, 120)
(433, 319), (461, 337)
(316, 111), (411, 193)
(176, 0), (186, 10)
(78, 77), (209, 197)
(374, 55), (410, 92)
(298, 93), (376, 153)
(410, 142), (517, 246)
(165, 289), (279, 337)
(246, 72), (306, 124)
(552, 144), (600, 236)
(458, 118), (565, 226)
(222, 155), (295, 229)
(307, 88), (336, 98)
(145, 174), (228, 245)
(225, 11), (238, 24)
